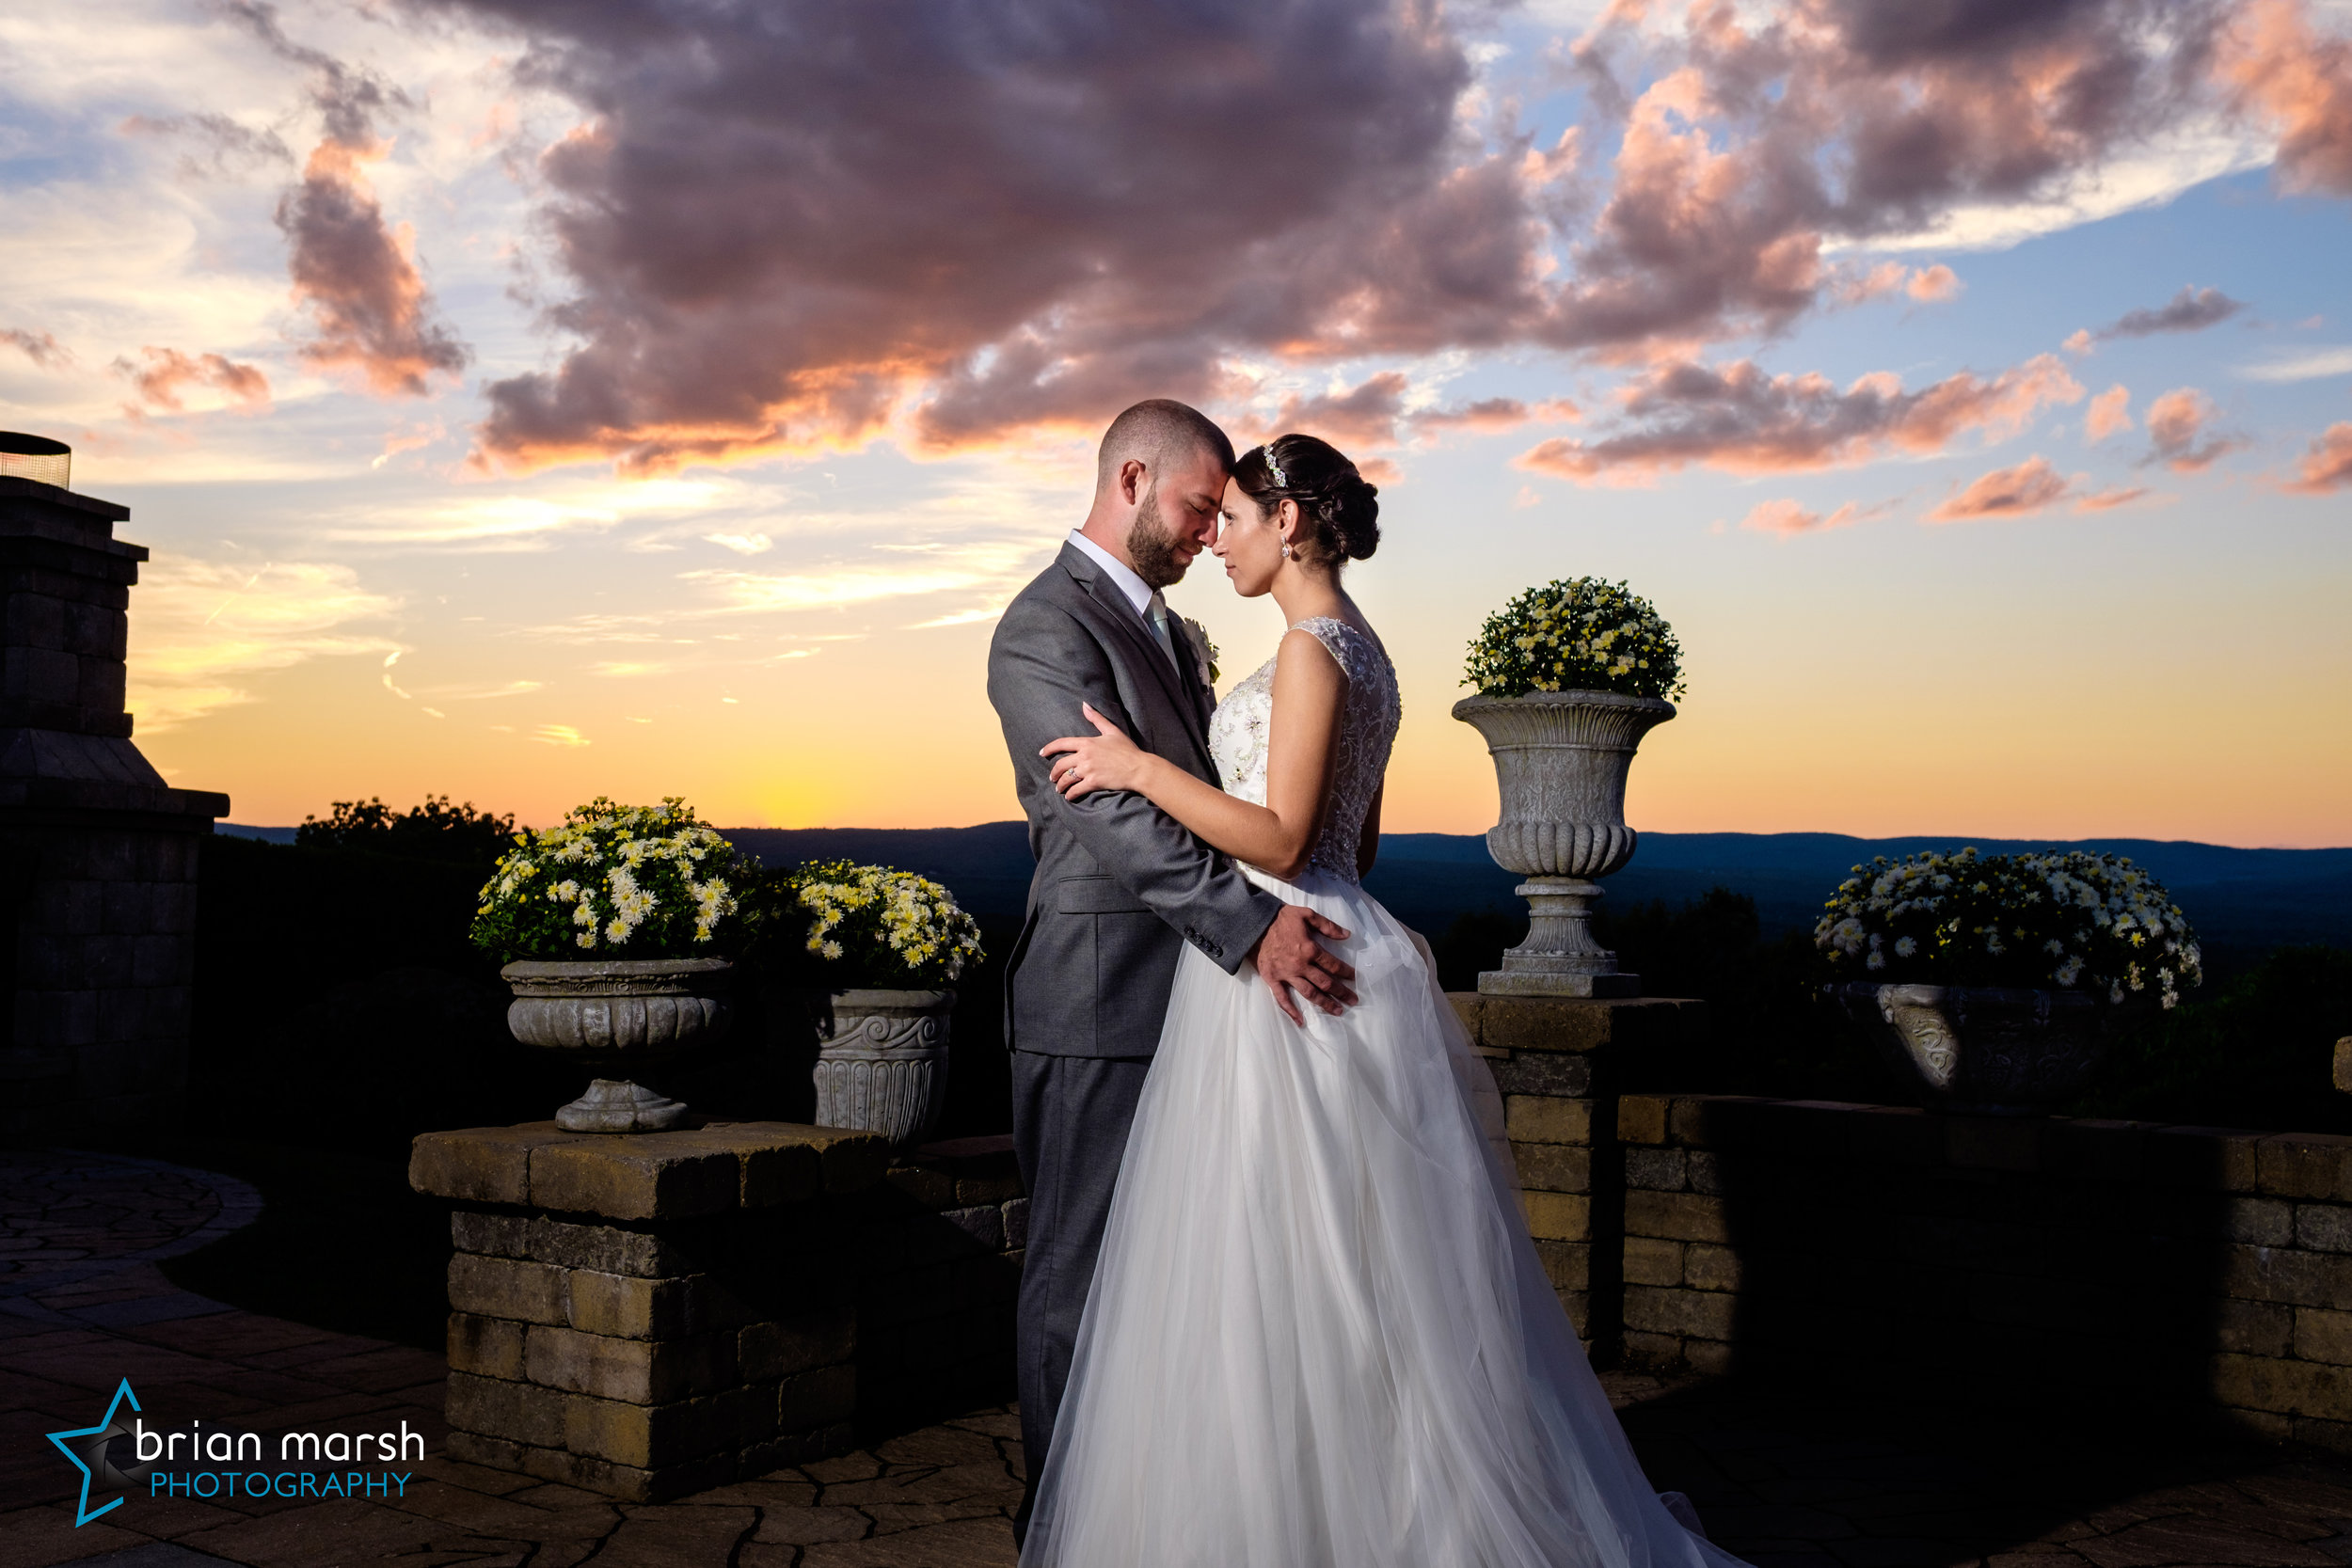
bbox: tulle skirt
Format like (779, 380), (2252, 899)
(1019, 866), (1746, 1568)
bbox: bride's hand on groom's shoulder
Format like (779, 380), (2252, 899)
(1041, 703), (1149, 800)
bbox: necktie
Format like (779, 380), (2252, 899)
(1145, 591), (1183, 674)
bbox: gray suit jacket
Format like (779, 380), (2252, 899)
(986, 543), (1283, 1057)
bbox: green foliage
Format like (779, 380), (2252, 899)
(2070, 944), (2352, 1132)
(747, 860), (985, 990)
(1462, 578), (1685, 701)
(296, 794), (517, 868)
(469, 798), (744, 963)
(1816, 847), (2202, 1006)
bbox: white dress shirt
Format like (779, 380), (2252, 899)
(1068, 530), (1181, 672)
(1066, 529), (1152, 615)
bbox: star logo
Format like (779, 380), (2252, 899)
(46, 1377), (150, 1526)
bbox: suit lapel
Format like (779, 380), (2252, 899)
(1057, 545), (1211, 763)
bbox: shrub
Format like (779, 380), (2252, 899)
(1462, 577), (1685, 701)
(470, 798), (743, 962)
(297, 795), (517, 868)
(2072, 944), (2352, 1132)
(1815, 847), (2201, 1006)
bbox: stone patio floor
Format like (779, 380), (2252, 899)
(9, 1148), (2352, 1567)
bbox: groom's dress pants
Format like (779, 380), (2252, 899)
(1009, 1047), (1152, 1544)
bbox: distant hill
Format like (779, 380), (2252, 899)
(217, 819), (2352, 954)
(718, 824), (2352, 955)
(1366, 832), (2352, 954)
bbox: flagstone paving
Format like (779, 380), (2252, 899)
(9, 1147), (2352, 1567)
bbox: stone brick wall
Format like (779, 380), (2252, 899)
(1449, 992), (1709, 1354)
(1, 476), (226, 1137)
(414, 1120), (894, 1498)
(411, 1120), (1025, 1499)
(2, 823), (205, 1131)
(857, 1134), (1025, 1428)
(1610, 1094), (2352, 1452)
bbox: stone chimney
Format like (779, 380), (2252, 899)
(1, 437), (230, 1136)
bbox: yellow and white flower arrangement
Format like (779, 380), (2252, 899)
(470, 797), (742, 960)
(782, 860), (984, 989)
(1815, 847), (2202, 1007)
(1463, 577), (1686, 702)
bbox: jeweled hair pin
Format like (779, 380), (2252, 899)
(1260, 444), (1287, 487)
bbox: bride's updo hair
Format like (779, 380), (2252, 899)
(1231, 434), (1380, 565)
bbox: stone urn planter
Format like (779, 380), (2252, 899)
(808, 989), (954, 1148)
(1451, 689), (1676, 997)
(501, 958), (734, 1132)
(1835, 982), (2115, 1115)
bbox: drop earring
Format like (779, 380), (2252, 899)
(1279, 542), (1293, 559)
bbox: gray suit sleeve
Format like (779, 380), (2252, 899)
(989, 598), (1281, 974)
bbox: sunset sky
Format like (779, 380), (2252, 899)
(3, 0), (2348, 845)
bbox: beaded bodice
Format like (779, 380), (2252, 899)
(1206, 617), (1401, 886)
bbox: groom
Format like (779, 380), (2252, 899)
(986, 398), (1358, 1540)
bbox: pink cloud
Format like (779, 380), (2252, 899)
(2085, 385), (2132, 442)
(2144, 387), (2244, 471)
(223, 2), (468, 398)
(279, 142), (469, 397)
(1926, 454), (2155, 521)
(2074, 483), (2153, 512)
(1518, 352), (2083, 483)
(2282, 422), (2352, 492)
(1906, 264), (1963, 303)
(1739, 496), (1893, 536)
(1260, 373), (1581, 451)
(3, 328), (70, 369)
(1416, 396), (1581, 434)
(1269, 373), (1414, 449)
(2063, 328), (2095, 356)
(372, 0), (2352, 471)
(1833, 261), (1963, 307)
(1926, 455), (2074, 522)
(2218, 0), (2352, 195)
(112, 346), (272, 415)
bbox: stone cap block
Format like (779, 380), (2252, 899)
(889, 1133), (1024, 1212)
(411, 1119), (891, 1218)
(1446, 993), (1708, 1055)
(2259, 1133), (2352, 1201)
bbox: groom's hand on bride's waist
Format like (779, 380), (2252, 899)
(1250, 906), (1358, 1023)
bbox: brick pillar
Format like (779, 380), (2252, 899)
(1447, 993), (1708, 1360)
(411, 1119), (901, 1500)
(1, 474), (227, 1136)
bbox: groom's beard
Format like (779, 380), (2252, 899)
(1127, 484), (1189, 590)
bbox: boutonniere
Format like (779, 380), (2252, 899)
(1178, 616), (1219, 688)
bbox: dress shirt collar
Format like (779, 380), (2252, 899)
(1066, 529), (1154, 617)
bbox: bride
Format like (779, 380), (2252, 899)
(1028, 433), (1744, 1568)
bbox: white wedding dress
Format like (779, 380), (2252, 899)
(1020, 617), (1747, 1568)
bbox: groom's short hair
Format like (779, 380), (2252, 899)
(1095, 400), (1235, 493)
